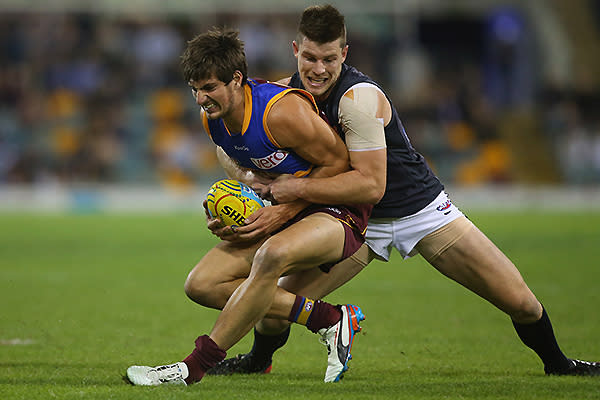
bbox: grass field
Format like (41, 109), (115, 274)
(1, 211), (600, 399)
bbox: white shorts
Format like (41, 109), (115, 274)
(366, 190), (464, 261)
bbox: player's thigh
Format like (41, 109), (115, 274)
(254, 213), (346, 278)
(186, 239), (264, 290)
(420, 219), (537, 313)
(277, 243), (373, 299)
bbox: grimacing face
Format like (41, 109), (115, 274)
(293, 37), (347, 101)
(189, 74), (238, 121)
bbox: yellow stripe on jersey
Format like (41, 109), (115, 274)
(293, 167), (313, 178)
(201, 111), (211, 139)
(262, 88), (319, 148)
(240, 84), (253, 136)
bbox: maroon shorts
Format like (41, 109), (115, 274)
(275, 203), (373, 273)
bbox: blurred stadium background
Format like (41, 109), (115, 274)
(1, 0), (600, 212)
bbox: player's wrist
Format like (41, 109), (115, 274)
(280, 200), (309, 219)
(294, 178), (309, 201)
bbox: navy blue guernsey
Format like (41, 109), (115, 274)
(289, 64), (443, 218)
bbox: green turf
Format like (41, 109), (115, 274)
(1, 211), (600, 399)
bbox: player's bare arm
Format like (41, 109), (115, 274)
(269, 85), (390, 204)
(202, 146), (258, 238)
(216, 146), (290, 189)
(210, 91), (348, 242)
(203, 147), (255, 238)
(266, 91), (350, 179)
(215, 146), (256, 184)
(209, 147), (309, 242)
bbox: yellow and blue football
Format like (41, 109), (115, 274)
(206, 179), (265, 227)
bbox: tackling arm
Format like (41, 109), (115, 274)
(214, 144), (309, 238)
(266, 92), (350, 180)
(210, 90), (352, 242)
(216, 146), (255, 184)
(215, 146), (279, 190)
(269, 85), (389, 205)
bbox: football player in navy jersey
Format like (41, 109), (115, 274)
(126, 27), (371, 386)
(208, 4), (600, 378)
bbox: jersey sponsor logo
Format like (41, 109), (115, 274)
(251, 150), (288, 170)
(436, 200), (452, 215)
(234, 145), (250, 151)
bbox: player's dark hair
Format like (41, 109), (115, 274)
(297, 4), (346, 48)
(181, 27), (248, 85)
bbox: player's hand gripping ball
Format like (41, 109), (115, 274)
(206, 179), (265, 227)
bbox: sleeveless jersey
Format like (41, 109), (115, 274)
(289, 64), (444, 218)
(202, 79), (315, 177)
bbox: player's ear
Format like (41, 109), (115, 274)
(292, 40), (299, 57)
(341, 45), (348, 61)
(232, 70), (243, 87)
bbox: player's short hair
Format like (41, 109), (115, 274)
(296, 4), (347, 48)
(181, 27), (248, 85)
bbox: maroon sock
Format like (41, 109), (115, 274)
(306, 301), (341, 333)
(182, 335), (226, 384)
(288, 295), (341, 333)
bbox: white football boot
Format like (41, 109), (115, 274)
(318, 304), (365, 382)
(126, 362), (188, 386)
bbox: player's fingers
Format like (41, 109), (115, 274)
(224, 222), (262, 242)
(207, 218), (223, 231)
(202, 199), (211, 217)
(252, 183), (269, 198)
(235, 225), (267, 241)
(214, 226), (239, 241)
(243, 208), (263, 225)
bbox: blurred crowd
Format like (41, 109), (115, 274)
(1, 5), (599, 189)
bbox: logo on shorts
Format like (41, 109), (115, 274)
(304, 302), (313, 312)
(326, 207), (342, 215)
(436, 200), (453, 215)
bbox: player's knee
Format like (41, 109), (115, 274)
(183, 273), (211, 305)
(184, 267), (226, 308)
(252, 240), (290, 280)
(509, 293), (542, 323)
